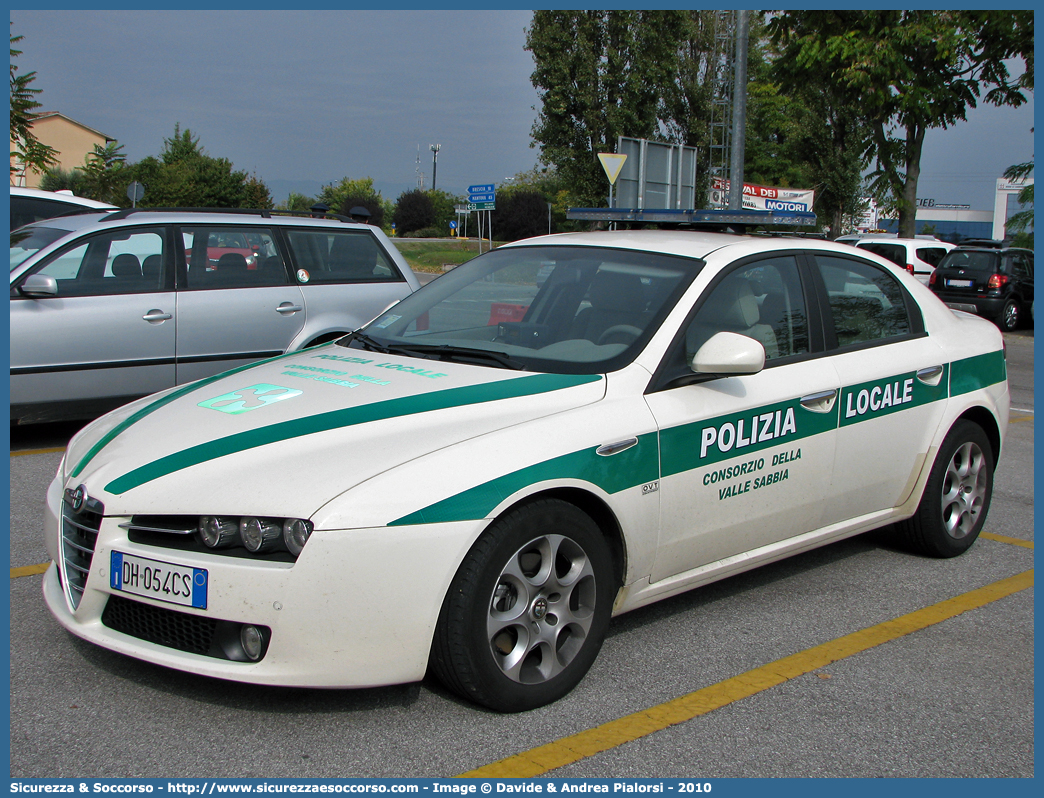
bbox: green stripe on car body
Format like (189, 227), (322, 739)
(950, 350), (1007, 396)
(70, 350), (305, 479)
(391, 351), (1007, 527)
(103, 373), (603, 495)
(659, 396), (837, 478)
(839, 366), (949, 428)
(389, 432), (660, 526)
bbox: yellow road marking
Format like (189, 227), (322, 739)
(1010, 414), (1033, 424)
(10, 447), (65, 457)
(460, 569), (1034, 778)
(10, 563), (50, 578)
(981, 531), (1034, 548)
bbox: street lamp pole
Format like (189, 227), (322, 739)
(430, 144), (441, 191)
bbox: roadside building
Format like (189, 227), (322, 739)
(10, 112), (116, 188)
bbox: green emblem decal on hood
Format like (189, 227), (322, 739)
(102, 373), (603, 495)
(198, 384), (302, 414)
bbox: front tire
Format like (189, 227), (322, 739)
(895, 420), (994, 558)
(431, 499), (614, 712)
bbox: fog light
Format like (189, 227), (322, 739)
(240, 517), (282, 553)
(199, 516), (238, 548)
(240, 625), (264, 661)
(282, 518), (313, 556)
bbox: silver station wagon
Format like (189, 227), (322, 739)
(10, 209), (420, 424)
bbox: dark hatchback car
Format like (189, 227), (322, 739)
(929, 244), (1034, 331)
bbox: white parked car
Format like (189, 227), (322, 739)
(43, 229), (1008, 712)
(10, 186), (117, 230)
(838, 235), (955, 285)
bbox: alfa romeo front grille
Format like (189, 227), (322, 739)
(61, 487), (104, 609)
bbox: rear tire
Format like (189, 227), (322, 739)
(997, 300), (1020, 332)
(895, 420), (994, 558)
(430, 499), (614, 712)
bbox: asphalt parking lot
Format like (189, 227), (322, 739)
(8, 332), (1033, 779)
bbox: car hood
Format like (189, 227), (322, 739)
(64, 345), (606, 517)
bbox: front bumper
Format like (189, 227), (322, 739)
(42, 473), (486, 688)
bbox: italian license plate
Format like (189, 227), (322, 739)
(946, 279), (974, 288)
(110, 550), (207, 609)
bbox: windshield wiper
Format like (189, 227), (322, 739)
(338, 330), (411, 355)
(340, 332), (525, 370)
(391, 344), (527, 371)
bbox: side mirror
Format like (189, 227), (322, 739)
(19, 274), (59, 298)
(692, 332), (765, 376)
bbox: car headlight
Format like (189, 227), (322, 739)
(199, 516), (239, 549)
(195, 515), (312, 558)
(282, 518), (313, 556)
(240, 517), (283, 553)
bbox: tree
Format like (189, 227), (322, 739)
(10, 28), (58, 183)
(314, 177), (390, 228)
(393, 189), (435, 235)
(128, 124), (249, 208)
(77, 141), (128, 205)
(526, 10), (688, 207)
(243, 174), (274, 209)
(769, 10), (1033, 237)
(39, 167), (87, 196)
(1003, 159), (1033, 248)
(491, 190), (552, 241)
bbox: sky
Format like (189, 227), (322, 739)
(10, 8), (1035, 213)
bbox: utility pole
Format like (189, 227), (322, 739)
(430, 144), (441, 192)
(727, 10), (749, 211)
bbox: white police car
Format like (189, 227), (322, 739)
(43, 227), (1008, 712)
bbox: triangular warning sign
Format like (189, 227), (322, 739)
(597, 153), (627, 185)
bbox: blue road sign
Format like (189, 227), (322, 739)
(468, 192), (495, 203)
(468, 184), (495, 194)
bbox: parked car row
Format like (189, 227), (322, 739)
(929, 242), (1034, 332)
(837, 234), (1033, 332)
(838, 235), (955, 285)
(10, 208), (421, 423)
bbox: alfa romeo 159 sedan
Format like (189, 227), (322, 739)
(43, 229), (1008, 712)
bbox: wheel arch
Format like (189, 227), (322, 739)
(956, 405), (1002, 462)
(302, 330), (350, 348)
(496, 487), (628, 588)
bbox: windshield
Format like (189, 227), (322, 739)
(342, 244), (701, 374)
(10, 226), (71, 272)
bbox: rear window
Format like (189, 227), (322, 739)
(937, 251), (999, 272)
(856, 242), (905, 266)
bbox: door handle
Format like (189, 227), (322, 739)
(276, 302), (303, 315)
(596, 437), (639, 457)
(799, 389), (838, 413)
(916, 365), (945, 386)
(142, 309), (172, 323)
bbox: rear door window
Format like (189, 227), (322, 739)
(284, 229), (402, 284)
(812, 255), (917, 348)
(181, 227), (287, 289)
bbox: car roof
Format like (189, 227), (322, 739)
(10, 186), (116, 209)
(16, 208), (378, 236)
(848, 236), (951, 245)
(499, 228), (886, 262)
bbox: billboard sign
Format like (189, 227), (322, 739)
(711, 178), (815, 213)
